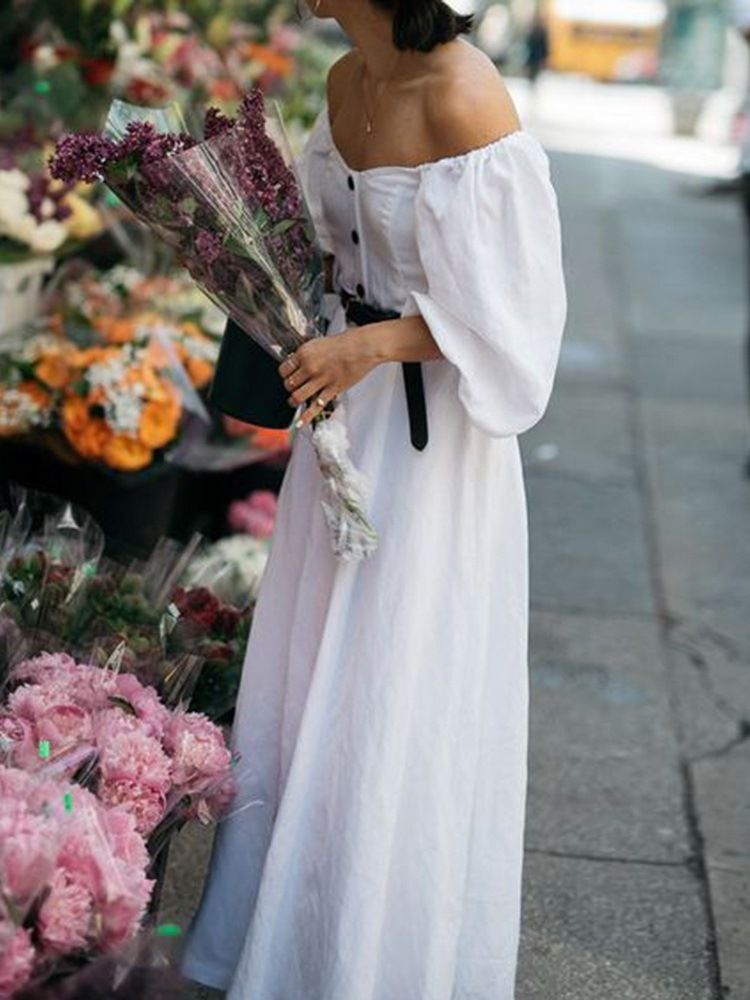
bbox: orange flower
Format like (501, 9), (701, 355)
(102, 435), (153, 471)
(139, 398), (180, 449)
(71, 346), (119, 368)
(61, 395), (89, 433)
(61, 395), (111, 459)
(243, 41), (294, 77)
(251, 426), (291, 451)
(186, 356), (214, 389)
(62, 415), (112, 460)
(94, 316), (137, 344)
(35, 352), (72, 390)
(18, 381), (51, 409)
(210, 78), (241, 102)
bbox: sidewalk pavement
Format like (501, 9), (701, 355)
(517, 135), (749, 999)
(161, 108), (750, 1000)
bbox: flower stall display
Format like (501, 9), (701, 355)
(0, 265), (219, 470)
(0, 487), (257, 722)
(1, 1), (340, 139)
(0, 261), (292, 486)
(0, 333), (183, 471)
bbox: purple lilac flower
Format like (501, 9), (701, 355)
(204, 107), (234, 140)
(195, 229), (223, 266)
(49, 132), (118, 183)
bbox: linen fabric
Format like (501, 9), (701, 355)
(181, 103), (567, 1000)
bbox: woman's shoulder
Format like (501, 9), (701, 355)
(422, 42), (521, 162)
(326, 49), (361, 120)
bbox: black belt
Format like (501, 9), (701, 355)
(340, 291), (428, 451)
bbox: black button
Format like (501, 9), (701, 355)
(347, 176), (355, 191)
(356, 283), (365, 298)
(351, 230), (359, 245)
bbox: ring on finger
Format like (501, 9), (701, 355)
(315, 395), (327, 409)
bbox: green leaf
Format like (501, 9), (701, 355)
(107, 695), (137, 716)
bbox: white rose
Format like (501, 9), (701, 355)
(0, 169), (31, 193)
(0, 188), (31, 229)
(28, 219), (67, 254)
(8, 215), (67, 254)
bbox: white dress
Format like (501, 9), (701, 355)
(181, 106), (566, 1000)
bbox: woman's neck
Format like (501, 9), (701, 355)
(334, 6), (406, 82)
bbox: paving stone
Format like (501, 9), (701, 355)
(631, 331), (746, 407)
(518, 853), (713, 1000)
(528, 611), (689, 862)
(527, 475), (654, 615)
(522, 385), (635, 484)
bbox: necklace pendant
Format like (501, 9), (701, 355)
(365, 120), (373, 135)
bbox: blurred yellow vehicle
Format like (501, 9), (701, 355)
(547, 0), (667, 81)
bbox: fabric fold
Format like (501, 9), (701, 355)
(402, 134), (567, 438)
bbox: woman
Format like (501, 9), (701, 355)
(182, 0), (566, 996)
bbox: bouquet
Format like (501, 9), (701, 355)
(1, 652), (235, 841)
(0, 764), (153, 998)
(50, 89), (378, 560)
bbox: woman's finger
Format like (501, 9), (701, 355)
(296, 392), (332, 428)
(278, 355), (299, 378)
(287, 375), (329, 408)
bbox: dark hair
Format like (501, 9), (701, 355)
(372, 0), (473, 52)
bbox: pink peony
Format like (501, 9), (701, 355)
(0, 799), (59, 907)
(111, 673), (171, 739)
(0, 922), (35, 998)
(228, 497), (276, 538)
(98, 728), (172, 793)
(7, 682), (64, 722)
(248, 489), (278, 516)
(0, 714), (38, 770)
(99, 886), (152, 951)
(100, 805), (150, 870)
(12, 651), (79, 686)
(35, 703), (93, 749)
(98, 778), (167, 835)
(37, 868), (93, 954)
(164, 710), (232, 798)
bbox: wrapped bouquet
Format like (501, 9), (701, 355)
(50, 90), (378, 560)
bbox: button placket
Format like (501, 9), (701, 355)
(349, 174), (369, 302)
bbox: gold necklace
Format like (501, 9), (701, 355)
(360, 54), (401, 136)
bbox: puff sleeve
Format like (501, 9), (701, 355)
(296, 108), (335, 256)
(402, 132), (567, 438)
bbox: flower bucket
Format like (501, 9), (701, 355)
(0, 256), (54, 337)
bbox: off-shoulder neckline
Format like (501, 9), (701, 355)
(322, 109), (535, 178)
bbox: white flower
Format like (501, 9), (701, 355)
(0, 169), (30, 194)
(24, 218), (68, 254)
(110, 20), (129, 47)
(107, 389), (142, 434)
(39, 198), (56, 220)
(0, 188), (31, 228)
(87, 358), (127, 389)
(32, 45), (60, 73)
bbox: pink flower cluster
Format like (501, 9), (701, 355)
(228, 489), (278, 538)
(0, 766), (153, 998)
(0, 653), (235, 837)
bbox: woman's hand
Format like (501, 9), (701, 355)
(278, 329), (381, 428)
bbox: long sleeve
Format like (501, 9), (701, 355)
(296, 108), (335, 256)
(402, 132), (567, 438)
